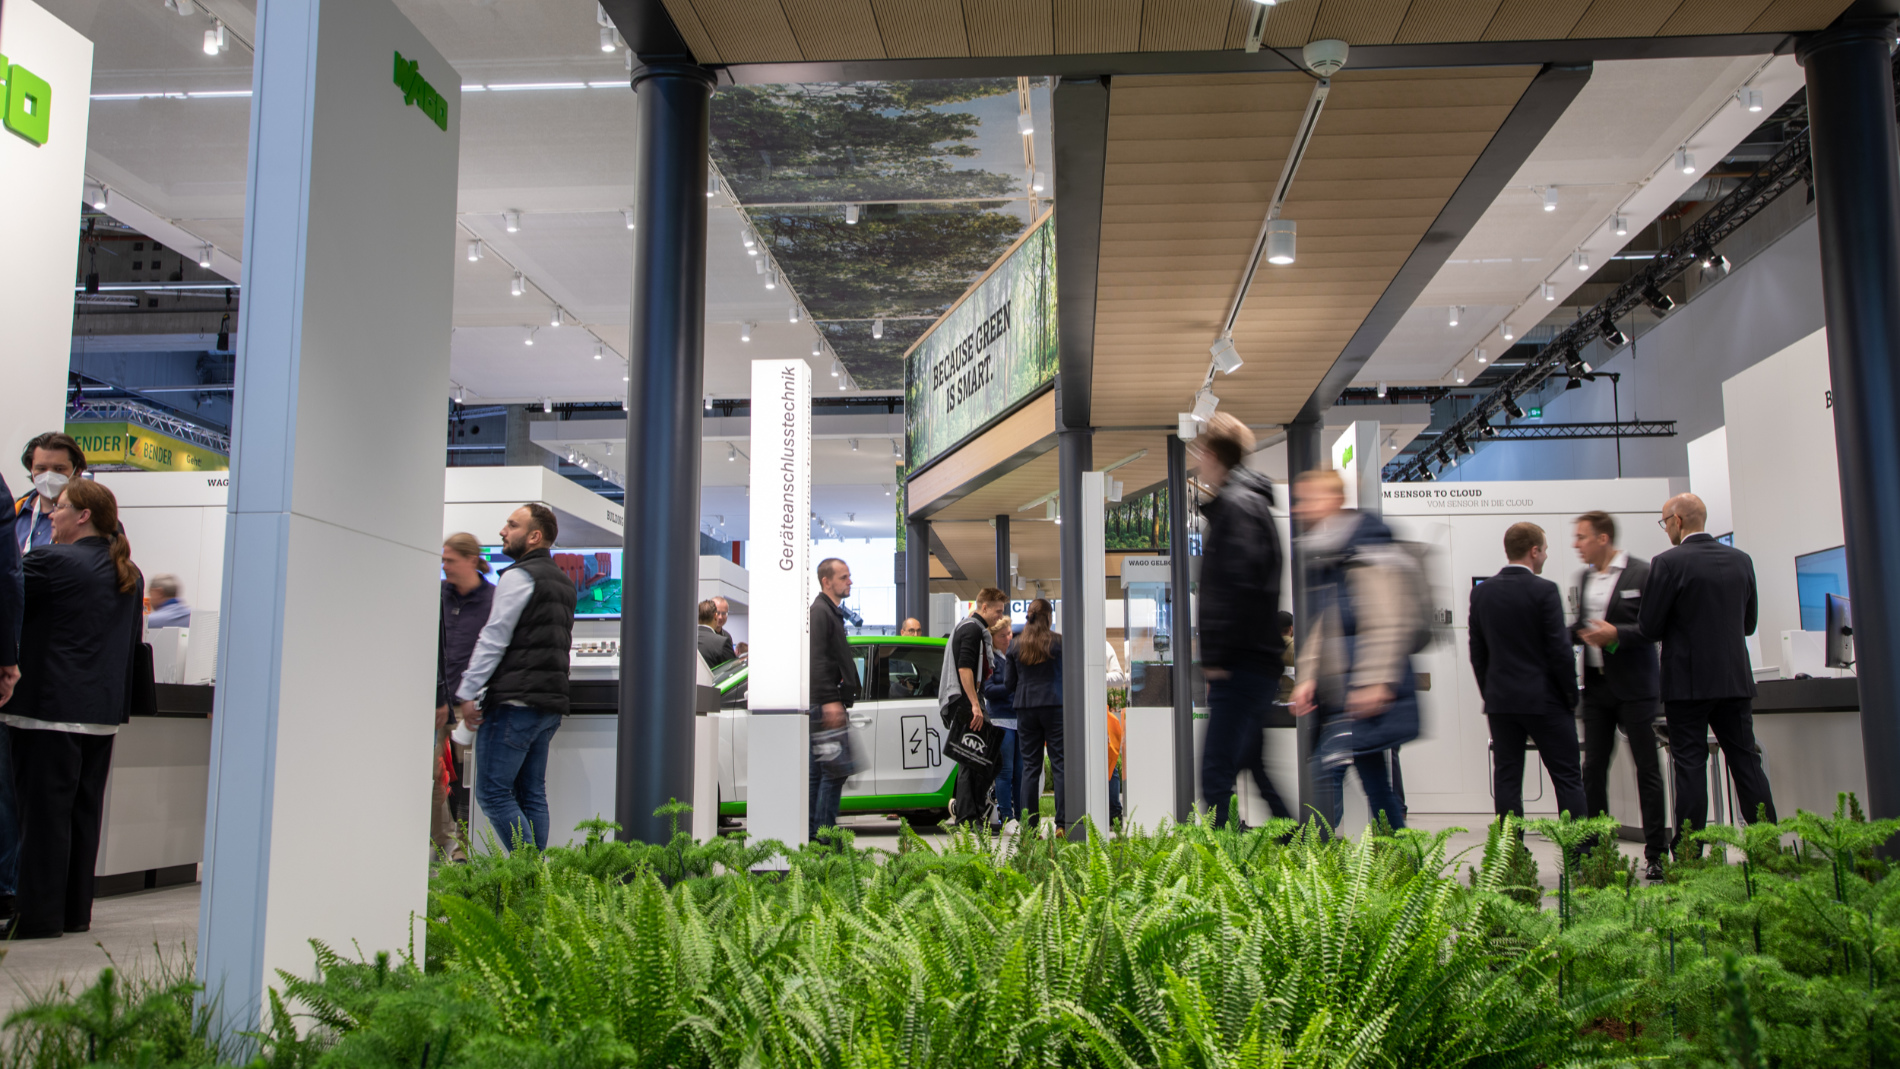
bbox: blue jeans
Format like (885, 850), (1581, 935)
(1202, 669), (1292, 828)
(1315, 717), (1407, 832)
(808, 706), (850, 842)
(1109, 763), (1123, 822)
(993, 727), (1019, 821)
(0, 724), (18, 898)
(476, 705), (561, 852)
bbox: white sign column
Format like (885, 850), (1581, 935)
(747, 360), (812, 846)
(0, 0), (91, 473)
(196, 0), (460, 1027)
(1079, 471), (1110, 829)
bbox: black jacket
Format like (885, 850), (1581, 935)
(697, 625), (735, 668)
(809, 593), (859, 708)
(485, 549), (577, 716)
(1638, 533), (1759, 701)
(438, 578), (495, 707)
(1569, 556), (1660, 702)
(0, 472), (19, 668)
(1004, 632), (1064, 710)
(1468, 566), (1577, 717)
(12, 537), (143, 727)
(982, 646), (1015, 721)
(1197, 467), (1285, 674)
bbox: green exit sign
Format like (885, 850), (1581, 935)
(1527, 407), (1543, 419)
(0, 53), (53, 146)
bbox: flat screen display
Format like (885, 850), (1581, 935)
(1796, 545), (1849, 631)
(449, 546), (624, 619)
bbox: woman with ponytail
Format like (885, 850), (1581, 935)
(1004, 598), (1066, 830)
(1, 478), (142, 939)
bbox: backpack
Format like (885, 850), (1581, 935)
(1348, 540), (1437, 654)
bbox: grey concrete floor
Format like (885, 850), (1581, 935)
(0, 882), (201, 1020)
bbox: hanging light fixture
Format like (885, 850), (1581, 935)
(1574, 249), (1590, 272)
(1265, 218), (1296, 265)
(1612, 214), (1629, 237)
(1500, 321), (1515, 342)
(706, 173), (720, 198)
(1209, 336), (1242, 374)
(727, 443), (737, 462)
(830, 359), (840, 377)
(790, 305), (801, 323)
(466, 239), (483, 262)
(1375, 381), (1387, 399)
(872, 317), (884, 339)
(1543, 187), (1558, 212)
(740, 321), (753, 342)
(1454, 367), (1465, 384)
(1542, 281), (1556, 301)
(1739, 87), (1764, 112)
(764, 267), (778, 290)
(593, 344), (604, 360)
(599, 25), (618, 51)
(844, 203), (860, 225)
(1448, 305), (1462, 327)
(1475, 347), (1487, 364)
(1032, 170), (1046, 193)
(550, 307), (564, 328)
(204, 20), (227, 54)
(1017, 111), (1034, 136)
(198, 244), (214, 268)
(524, 327), (537, 347)
(511, 272), (524, 297)
(503, 211), (521, 233)
(543, 398), (553, 413)
(812, 339), (822, 357)
(1676, 148), (1696, 175)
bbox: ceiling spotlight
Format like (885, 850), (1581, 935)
(1480, 423), (1497, 439)
(1375, 381), (1387, 399)
(755, 258), (766, 275)
(455, 385), (466, 404)
(204, 20), (227, 54)
(845, 203), (860, 225)
(1599, 316), (1629, 348)
(1454, 367), (1465, 384)
(790, 305), (801, 323)
(883, 484), (893, 496)
(599, 25), (617, 51)
(1017, 111), (1034, 136)
(1449, 305), (1463, 327)
(1476, 348), (1487, 364)
(622, 373), (629, 382)
(550, 307), (564, 328)
(1503, 396), (1525, 419)
(707, 173), (720, 198)
(872, 317), (884, 339)
(90, 186), (108, 211)
(1455, 432), (1473, 457)
(1642, 285), (1677, 315)
(838, 374), (849, 391)
(849, 439), (859, 451)
(593, 344), (603, 360)
(1543, 187), (1558, 212)
(765, 268), (778, 290)
(1612, 214), (1628, 237)
(1739, 87), (1764, 113)
(741, 321), (753, 343)
(1191, 388), (1219, 422)
(1209, 335), (1243, 374)
(622, 209), (635, 230)
(511, 272), (525, 297)
(503, 211), (520, 233)
(1574, 249), (1590, 273)
(1500, 322), (1515, 342)
(830, 359), (840, 377)
(1697, 243), (1730, 274)
(1542, 282), (1556, 301)
(543, 398), (553, 413)
(524, 327), (537, 347)
(1265, 218), (1296, 265)
(197, 244), (213, 269)
(1032, 170), (1047, 193)
(1178, 413), (1200, 440)
(467, 239), (484, 262)
(727, 443), (737, 462)
(1676, 148), (1696, 175)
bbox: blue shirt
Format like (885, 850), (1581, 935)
(13, 494), (54, 554)
(147, 599), (192, 628)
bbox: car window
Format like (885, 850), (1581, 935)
(720, 674), (748, 708)
(710, 656), (748, 686)
(878, 644), (940, 701)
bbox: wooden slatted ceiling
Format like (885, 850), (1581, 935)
(932, 518), (1063, 590)
(924, 430), (1170, 523)
(1090, 67), (1534, 428)
(658, 0), (1851, 64)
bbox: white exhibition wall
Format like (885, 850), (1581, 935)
(0, 0), (91, 478)
(197, 0), (461, 1023)
(1724, 328), (1844, 653)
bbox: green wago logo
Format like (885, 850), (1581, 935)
(1341, 444), (1353, 467)
(0, 54), (52, 146)
(393, 51), (447, 132)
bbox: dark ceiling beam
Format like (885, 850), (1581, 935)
(718, 34), (1787, 85)
(598, 0), (693, 62)
(1292, 60), (1594, 424)
(1053, 75), (1109, 432)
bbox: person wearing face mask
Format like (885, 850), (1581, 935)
(4, 480), (143, 939)
(436, 533), (493, 862)
(14, 434), (87, 556)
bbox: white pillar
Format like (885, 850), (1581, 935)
(196, 0), (460, 1026)
(1079, 471), (1109, 828)
(0, 1), (92, 472)
(746, 359), (812, 849)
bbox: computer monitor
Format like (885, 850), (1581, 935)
(446, 546), (624, 619)
(1796, 545), (1850, 631)
(1825, 593), (1854, 669)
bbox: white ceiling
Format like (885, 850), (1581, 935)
(1357, 53), (1806, 387)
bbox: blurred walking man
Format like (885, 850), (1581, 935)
(1639, 493), (1776, 850)
(809, 558), (861, 843)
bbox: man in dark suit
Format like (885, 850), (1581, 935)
(1570, 511), (1667, 880)
(1637, 493), (1777, 849)
(696, 599), (735, 668)
(1468, 522), (1587, 822)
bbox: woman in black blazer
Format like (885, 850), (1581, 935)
(2, 479), (142, 939)
(1003, 599), (1064, 830)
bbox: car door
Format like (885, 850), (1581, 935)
(872, 642), (950, 799)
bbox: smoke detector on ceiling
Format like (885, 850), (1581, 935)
(1302, 39), (1349, 77)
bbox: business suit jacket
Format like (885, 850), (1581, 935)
(696, 624), (735, 668)
(1569, 556), (1660, 702)
(1469, 566), (1578, 716)
(1637, 532), (1759, 701)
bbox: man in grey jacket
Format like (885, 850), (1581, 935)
(809, 558), (860, 842)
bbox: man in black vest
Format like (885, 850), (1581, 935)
(809, 558), (860, 843)
(1637, 492), (1777, 851)
(455, 503), (576, 852)
(1570, 510), (1667, 880)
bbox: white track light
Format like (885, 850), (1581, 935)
(467, 239), (483, 262)
(845, 203), (860, 225)
(1543, 187), (1558, 212)
(197, 244), (213, 268)
(754, 258), (765, 275)
(1613, 214), (1628, 237)
(203, 25), (220, 54)
(1265, 218), (1296, 265)
(849, 439), (859, 451)
(1375, 381), (1387, 399)
(1476, 348), (1487, 364)
(765, 267), (777, 290)
(830, 359), (840, 377)
(503, 211), (520, 233)
(1575, 249), (1590, 272)
(1178, 413), (1199, 440)
(1449, 305), (1462, 327)
(1676, 148), (1696, 175)
(1191, 388), (1219, 422)
(1032, 170), (1046, 193)
(524, 327), (536, 347)
(1209, 336), (1242, 374)
(872, 318), (884, 339)
(511, 272), (525, 297)
(90, 186), (108, 211)
(1740, 87), (1764, 112)
(741, 321), (753, 343)
(790, 305), (801, 323)
(543, 398), (552, 413)
(1542, 281), (1556, 301)
(1454, 367), (1465, 384)
(1500, 322), (1514, 342)
(1017, 111), (1034, 136)
(622, 209), (635, 230)
(593, 344), (603, 360)
(813, 339), (822, 357)
(728, 443), (737, 462)
(742, 229), (756, 252)
(550, 307), (563, 328)
(599, 25), (617, 51)
(707, 173), (720, 198)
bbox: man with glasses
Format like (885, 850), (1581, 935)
(1637, 493), (1777, 853)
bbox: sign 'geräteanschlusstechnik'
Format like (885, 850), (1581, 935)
(903, 211), (1057, 472)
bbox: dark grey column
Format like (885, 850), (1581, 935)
(905, 517), (931, 631)
(994, 514), (1011, 594)
(1166, 434), (1196, 821)
(617, 62), (715, 844)
(1057, 416), (1092, 835)
(1284, 415), (1323, 823)
(1800, 21), (1900, 823)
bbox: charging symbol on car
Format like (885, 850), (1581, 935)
(901, 715), (942, 770)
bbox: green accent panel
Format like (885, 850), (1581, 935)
(719, 767), (958, 818)
(3, 59), (53, 147)
(392, 51), (448, 132)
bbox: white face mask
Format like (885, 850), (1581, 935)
(32, 471), (69, 502)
